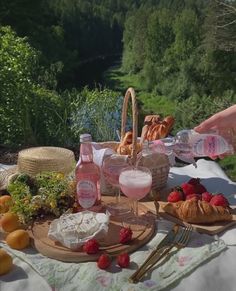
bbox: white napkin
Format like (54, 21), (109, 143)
(0, 247), (51, 291)
(219, 226), (236, 245)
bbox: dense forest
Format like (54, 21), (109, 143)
(0, 0), (236, 149)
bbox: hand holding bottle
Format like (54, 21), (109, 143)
(194, 105), (236, 158)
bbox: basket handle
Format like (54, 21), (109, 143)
(121, 87), (138, 165)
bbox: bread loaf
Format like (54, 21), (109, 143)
(162, 199), (232, 224)
(143, 115), (175, 142)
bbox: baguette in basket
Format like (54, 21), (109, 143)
(116, 114), (175, 156)
(101, 87), (171, 192)
(143, 115), (175, 142)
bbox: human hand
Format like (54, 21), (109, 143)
(194, 105), (236, 159)
(194, 105), (236, 133)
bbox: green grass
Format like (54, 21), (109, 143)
(218, 156), (236, 182)
(103, 65), (176, 116)
(103, 65), (236, 182)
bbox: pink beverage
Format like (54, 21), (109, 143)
(119, 169), (152, 200)
(102, 155), (129, 187)
(75, 133), (101, 210)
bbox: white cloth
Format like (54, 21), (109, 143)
(168, 159), (236, 291)
(1, 159), (236, 291)
(0, 249), (51, 291)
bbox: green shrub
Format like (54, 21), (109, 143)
(70, 87), (127, 142)
(0, 26), (70, 147)
(174, 90), (236, 133)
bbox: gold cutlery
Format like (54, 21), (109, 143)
(129, 224), (180, 283)
(130, 225), (193, 283)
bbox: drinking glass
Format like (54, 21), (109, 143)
(102, 154), (131, 216)
(119, 166), (152, 230)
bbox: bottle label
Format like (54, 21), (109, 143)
(192, 135), (222, 156)
(77, 180), (97, 209)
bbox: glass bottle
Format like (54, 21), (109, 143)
(75, 133), (101, 211)
(144, 129), (234, 165)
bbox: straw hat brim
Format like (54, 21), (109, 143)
(0, 166), (18, 191)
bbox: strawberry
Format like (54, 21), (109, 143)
(194, 183), (207, 194)
(186, 194), (201, 201)
(181, 183), (195, 197)
(119, 227), (133, 244)
(188, 178), (200, 185)
(97, 254), (111, 269)
(117, 253), (130, 268)
(210, 194), (229, 208)
(83, 239), (100, 254)
(202, 192), (213, 203)
(167, 189), (184, 202)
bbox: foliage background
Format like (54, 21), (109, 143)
(0, 0), (236, 178)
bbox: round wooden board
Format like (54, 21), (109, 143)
(29, 197), (156, 262)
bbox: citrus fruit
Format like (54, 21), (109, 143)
(6, 229), (30, 250)
(0, 248), (13, 275)
(0, 212), (20, 232)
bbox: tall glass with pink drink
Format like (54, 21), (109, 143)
(119, 166), (152, 230)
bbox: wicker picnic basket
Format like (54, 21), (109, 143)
(99, 87), (170, 195)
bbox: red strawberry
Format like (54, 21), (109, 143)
(210, 194), (229, 208)
(167, 189), (184, 202)
(186, 194), (201, 201)
(83, 239), (100, 254)
(97, 254), (112, 269)
(119, 227), (133, 244)
(194, 183), (207, 194)
(188, 178), (200, 185)
(181, 183), (195, 197)
(117, 253), (130, 268)
(202, 192), (213, 203)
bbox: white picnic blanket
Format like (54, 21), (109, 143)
(1, 159), (236, 291)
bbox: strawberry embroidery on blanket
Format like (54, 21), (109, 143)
(176, 255), (192, 267)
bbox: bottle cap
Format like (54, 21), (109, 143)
(80, 133), (92, 142)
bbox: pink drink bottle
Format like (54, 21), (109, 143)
(75, 133), (101, 210)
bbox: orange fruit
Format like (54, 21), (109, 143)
(0, 195), (12, 213)
(0, 212), (20, 232)
(6, 229), (30, 250)
(0, 248), (13, 275)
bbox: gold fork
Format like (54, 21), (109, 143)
(129, 224), (179, 283)
(130, 225), (193, 283)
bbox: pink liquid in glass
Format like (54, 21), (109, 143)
(102, 155), (128, 188)
(119, 169), (152, 200)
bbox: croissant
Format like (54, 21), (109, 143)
(162, 116), (175, 134)
(122, 131), (133, 145)
(146, 123), (158, 141)
(162, 199), (232, 224)
(117, 144), (130, 155)
(144, 115), (161, 125)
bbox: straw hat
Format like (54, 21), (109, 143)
(0, 146), (75, 191)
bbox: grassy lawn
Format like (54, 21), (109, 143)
(103, 65), (236, 182)
(103, 65), (176, 116)
(219, 156), (236, 182)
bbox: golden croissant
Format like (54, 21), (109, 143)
(162, 199), (232, 224)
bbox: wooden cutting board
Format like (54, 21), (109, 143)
(143, 200), (236, 235)
(28, 198), (156, 263)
